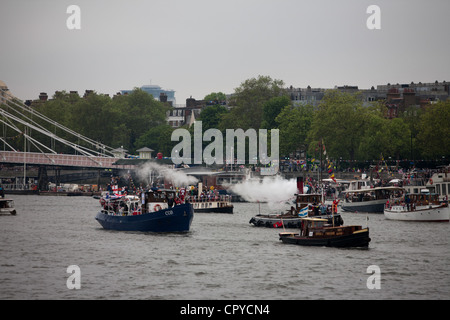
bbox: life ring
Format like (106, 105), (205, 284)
(429, 178), (433, 185)
(154, 204), (162, 211)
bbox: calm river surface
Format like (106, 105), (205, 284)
(0, 195), (448, 300)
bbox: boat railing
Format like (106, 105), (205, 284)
(1, 183), (37, 191)
(101, 196), (142, 216)
(187, 195), (232, 203)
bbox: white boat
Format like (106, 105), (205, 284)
(190, 195), (234, 213)
(425, 170), (450, 201)
(384, 193), (449, 222)
(0, 198), (16, 215)
(341, 186), (403, 213)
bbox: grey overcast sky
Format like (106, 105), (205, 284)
(1, 0), (449, 104)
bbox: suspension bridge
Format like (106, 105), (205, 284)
(0, 82), (136, 191)
(1, 83), (134, 168)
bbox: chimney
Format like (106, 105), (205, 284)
(159, 92), (168, 103)
(39, 92), (48, 101)
(186, 96), (196, 108)
(297, 177), (303, 194)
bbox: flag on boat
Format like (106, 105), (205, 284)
(298, 206), (308, 217)
(322, 140), (337, 182)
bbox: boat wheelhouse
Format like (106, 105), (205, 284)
(341, 186), (404, 213)
(425, 170), (450, 202)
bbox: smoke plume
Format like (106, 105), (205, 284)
(229, 176), (298, 209)
(135, 162), (198, 187)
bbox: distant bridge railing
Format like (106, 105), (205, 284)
(0, 151), (134, 169)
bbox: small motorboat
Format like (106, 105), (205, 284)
(279, 217), (370, 248)
(0, 198), (16, 215)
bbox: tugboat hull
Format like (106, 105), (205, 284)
(95, 203), (193, 232)
(249, 215), (343, 228)
(341, 199), (386, 213)
(194, 205), (234, 214)
(279, 228), (370, 248)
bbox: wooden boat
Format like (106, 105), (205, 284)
(341, 186), (403, 213)
(95, 189), (193, 232)
(249, 177), (343, 228)
(384, 192), (449, 222)
(279, 217), (370, 248)
(0, 198), (16, 215)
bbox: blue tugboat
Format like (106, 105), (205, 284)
(95, 189), (193, 232)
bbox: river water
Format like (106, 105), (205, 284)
(0, 194), (448, 300)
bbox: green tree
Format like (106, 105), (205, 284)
(383, 117), (412, 159)
(262, 96), (291, 129)
(204, 92), (227, 103)
(69, 92), (115, 145)
(416, 101), (450, 159)
(109, 88), (171, 151)
(275, 104), (314, 156)
(32, 91), (80, 153)
(135, 124), (174, 157)
(358, 113), (386, 160)
(307, 90), (368, 161)
(219, 75), (286, 130)
(359, 116), (411, 160)
(198, 104), (229, 131)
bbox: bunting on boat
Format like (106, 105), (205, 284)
(322, 139), (336, 183)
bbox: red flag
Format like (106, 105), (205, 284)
(273, 221), (283, 228)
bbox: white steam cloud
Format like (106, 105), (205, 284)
(135, 162), (198, 187)
(229, 176), (299, 209)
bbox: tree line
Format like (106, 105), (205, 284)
(2, 75), (448, 164)
(199, 75), (449, 163)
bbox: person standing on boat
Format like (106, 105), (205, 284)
(107, 184), (112, 195)
(320, 203), (327, 215)
(405, 194), (411, 211)
(313, 202), (319, 216)
(332, 199), (339, 214)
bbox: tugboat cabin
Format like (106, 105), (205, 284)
(295, 194), (322, 212)
(142, 189), (178, 214)
(295, 217), (365, 238)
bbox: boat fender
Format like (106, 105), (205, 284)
(154, 204), (162, 211)
(265, 221), (272, 228)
